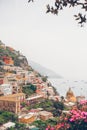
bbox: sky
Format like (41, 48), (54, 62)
(0, 0), (87, 80)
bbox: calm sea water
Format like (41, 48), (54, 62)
(48, 78), (87, 99)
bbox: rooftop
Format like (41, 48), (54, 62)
(0, 84), (11, 87)
(26, 95), (43, 101)
(19, 113), (34, 119)
(0, 97), (20, 102)
(0, 93), (25, 101)
(39, 111), (52, 116)
(2, 93), (25, 97)
(3, 122), (15, 128)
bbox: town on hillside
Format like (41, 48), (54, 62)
(0, 41), (87, 130)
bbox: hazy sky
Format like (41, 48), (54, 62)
(0, 0), (87, 80)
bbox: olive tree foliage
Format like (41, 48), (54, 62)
(28, 0), (87, 26)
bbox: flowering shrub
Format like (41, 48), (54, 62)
(78, 100), (87, 111)
(80, 100), (87, 105)
(45, 101), (87, 130)
(55, 109), (87, 130)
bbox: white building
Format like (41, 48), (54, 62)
(0, 84), (12, 95)
(3, 122), (15, 129)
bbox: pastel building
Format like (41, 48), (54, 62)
(19, 112), (37, 124)
(0, 98), (20, 114)
(3, 56), (14, 65)
(39, 111), (53, 121)
(0, 93), (25, 114)
(26, 94), (44, 105)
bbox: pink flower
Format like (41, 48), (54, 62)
(50, 127), (55, 130)
(84, 119), (87, 122)
(64, 117), (68, 121)
(46, 128), (49, 130)
(69, 118), (75, 122)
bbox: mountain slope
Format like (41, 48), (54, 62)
(0, 40), (32, 70)
(28, 60), (62, 78)
(0, 40), (62, 79)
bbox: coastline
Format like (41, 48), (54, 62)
(48, 78), (87, 99)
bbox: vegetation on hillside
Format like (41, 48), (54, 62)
(0, 42), (32, 70)
(0, 111), (18, 126)
(27, 99), (65, 117)
(22, 83), (37, 97)
(32, 119), (57, 130)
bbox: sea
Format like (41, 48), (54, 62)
(48, 78), (87, 99)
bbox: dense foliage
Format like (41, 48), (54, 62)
(27, 99), (54, 110)
(55, 110), (87, 130)
(31, 100), (87, 130)
(22, 83), (37, 97)
(41, 76), (48, 82)
(32, 119), (57, 130)
(0, 111), (30, 129)
(0, 111), (18, 126)
(46, 100), (87, 130)
(27, 99), (65, 117)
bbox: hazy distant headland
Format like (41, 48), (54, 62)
(28, 60), (62, 79)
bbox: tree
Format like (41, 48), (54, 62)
(32, 120), (47, 130)
(28, 0), (87, 26)
(15, 122), (26, 130)
(42, 76), (48, 82)
(0, 111), (18, 126)
(0, 117), (4, 126)
(53, 101), (64, 116)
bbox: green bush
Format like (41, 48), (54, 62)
(0, 111), (18, 126)
(22, 83), (37, 97)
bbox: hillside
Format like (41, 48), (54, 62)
(28, 60), (62, 78)
(0, 40), (32, 70)
(0, 40), (62, 79)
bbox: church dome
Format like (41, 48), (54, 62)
(66, 87), (76, 102)
(66, 87), (74, 97)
